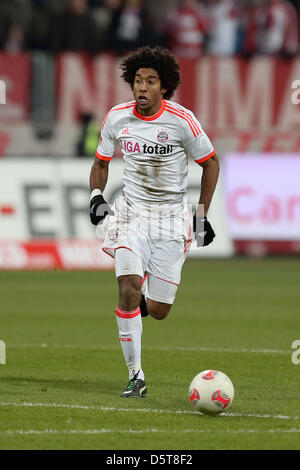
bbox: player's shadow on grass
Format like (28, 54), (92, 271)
(2, 375), (122, 396)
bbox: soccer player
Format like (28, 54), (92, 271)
(89, 46), (219, 398)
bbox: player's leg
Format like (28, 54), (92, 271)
(145, 274), (177, 320)
(117, 273), (142, 311)
(147, 299), (172, 320)
(140, 273), (173, 319)
(143, 237), (186, 320)
(114, 248), (147, 397)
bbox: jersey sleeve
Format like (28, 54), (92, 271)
(182, 112), (215, 164)
(95, 113), (116, 161)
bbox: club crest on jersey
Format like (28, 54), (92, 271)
(157, 130), (168, 143)
(108, 229), (118, 241)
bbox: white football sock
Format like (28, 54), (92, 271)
(116, 306), (145, 381)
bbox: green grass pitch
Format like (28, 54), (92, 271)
(0, 258), (299, 450)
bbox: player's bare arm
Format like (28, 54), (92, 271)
(90, 156), (109, 192)
(193, 153), (220, 247)
(197, 153), (220, 218)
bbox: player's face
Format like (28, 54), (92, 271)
(133, 68), (167, 116)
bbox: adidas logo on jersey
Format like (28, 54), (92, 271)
(121, 139), (173, 155)
(122, 128), (130, 135)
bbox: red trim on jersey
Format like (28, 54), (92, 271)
(102, 245), (133, 259)
(95, 150), (112, 161)
(194, 150), (216, 164)
(165, 104), (201, 137)
(113, 102), (136, 112)
(155, 276), (180, 287)
(115, 246), (134, 252)
(165, 103), (202, 133)
(116, 306), (141, 319)
(133, 99), (166, 121)
(142, 273), (148, 286)
(184, 239), (193, 255)
(101, 102), (135, 129)
(184, 224), (192, 255)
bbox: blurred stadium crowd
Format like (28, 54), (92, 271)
(0, 0), (299, 57)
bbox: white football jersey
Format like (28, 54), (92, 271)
(96, 99), (215, 208)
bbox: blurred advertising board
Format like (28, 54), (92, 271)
(0, 158), (233, 269)
(0, 53), (31, 124)
(0, 158), (114, 269)
(0, 54), (300, 156)
(0, 240), (114, 270)
(223, 153), (300, 256)
(0, 53), (31, 156)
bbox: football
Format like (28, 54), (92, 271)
(189, 369), (234, 416)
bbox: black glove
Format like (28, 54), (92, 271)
(193, 214), (215, 247)
(90, 194), (114, 225)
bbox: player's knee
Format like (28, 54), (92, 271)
(149, 310), (169, 320)
(147, 300), (171, 320)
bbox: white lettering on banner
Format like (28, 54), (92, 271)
(0, 240), (115, 270)
(0, 243), (28, 268)
(58, 54), (94, 123)
(114, 56), (134, 108)
(194, 57), (300, 132)
(57, 241), (114, 269)
(278, 60), (300, 130)
(2, 55), (300, 155)
(94, 55), (113, 121)
(56, 55), (300, 132)
(29, 254), (56, 269)
(291, 80), (300, 105)
(213, 58), (273, 130)
(0, 242), (56, 269)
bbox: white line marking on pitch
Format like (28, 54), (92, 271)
(1, 428), (300, 436)
(0, 401), (298, 421)
(8, 344), (290, 354)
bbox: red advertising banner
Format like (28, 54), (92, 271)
(234, 240), (300, 257)
(0, 240), (114, 270)
(0, 53), (31, 156)
(0, 53), (31, 123)
(1, 53), (300, 156)
(55, 54), (300, 154)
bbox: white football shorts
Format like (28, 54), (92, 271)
(102, 195), (192, 304)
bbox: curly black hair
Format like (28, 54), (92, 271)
(120, 46), (181, 100)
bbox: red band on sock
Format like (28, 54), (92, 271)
(116, 306), (141, 319)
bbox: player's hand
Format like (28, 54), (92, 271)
(90, 194), (114, 225)
(193, 215), (215, 247)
